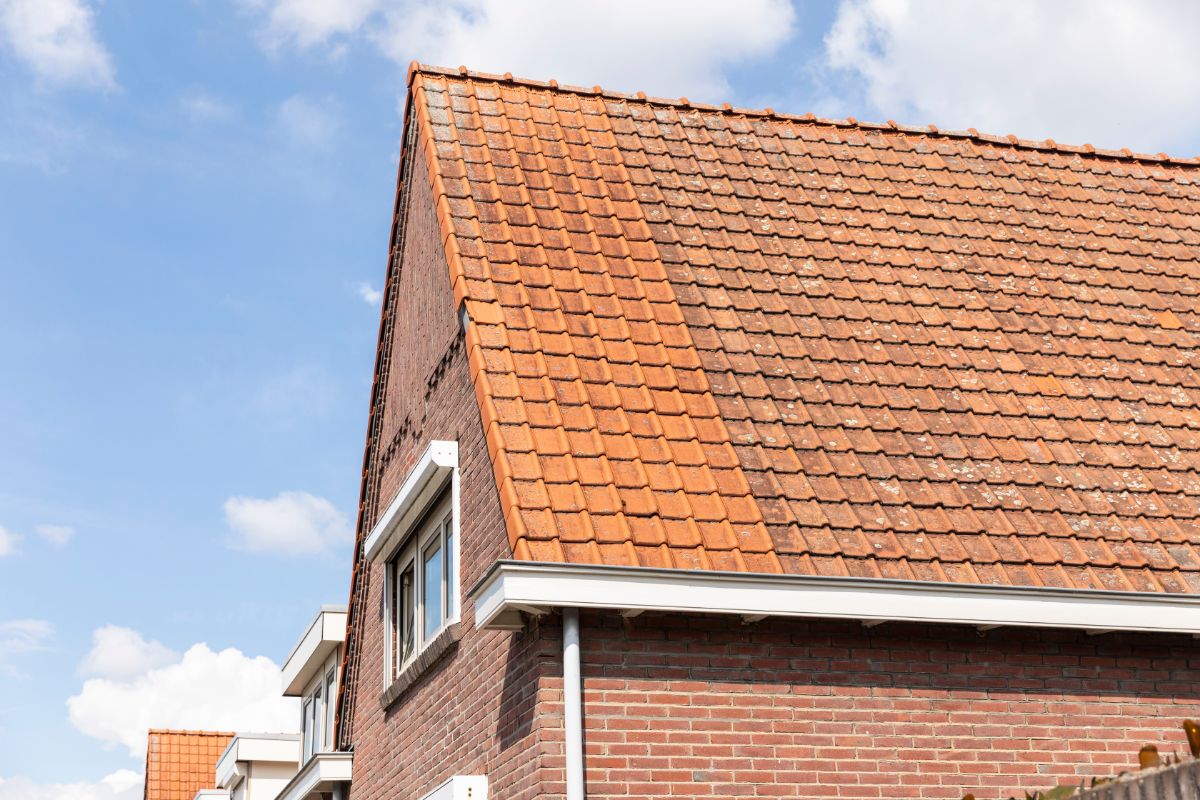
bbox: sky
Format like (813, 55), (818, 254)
(0, 0), (1199, 796)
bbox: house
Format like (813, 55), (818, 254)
(332, 64), (1200, 800)
(205, 606), (352, 800)
(143, 730), (232, 800)
(274, 605), (352, 798)
(211, 733), (301, 800)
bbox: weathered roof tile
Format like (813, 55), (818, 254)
(409, 64), (1200, 593)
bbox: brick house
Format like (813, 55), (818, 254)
(333, 64), (1200, 800)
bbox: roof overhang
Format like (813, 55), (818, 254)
(472, 561), (1200, 636)
(363, 440), (457, 563)
(274, 752), (353, 800)
(216, 734), (301, 789)
(282, 607), (347, 696)
(193, 791), (230, 800)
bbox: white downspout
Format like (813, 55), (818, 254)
(563, 607), (585, 800)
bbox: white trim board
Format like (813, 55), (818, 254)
(472, 561), (1200, 635)
(282, 606), (347, 696)
(363, 440), (457, 563)
(274, 752), (352, 800)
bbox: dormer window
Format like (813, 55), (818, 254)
(387, 491), (457, 677)
(361, 440), (461, 687)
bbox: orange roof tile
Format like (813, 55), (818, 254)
(408, 63), (1200, 594)
(143, 729), (233, 800)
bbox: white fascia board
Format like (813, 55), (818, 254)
(274, 752), (353, 800)
(193, 791), (230, 800)
(422, 775), (488, 800)
(363, 440), (458, 563)
(215, 745), (245, 790)
(473, 561), (1200, 636)
(282, 607), (347, 696)
(216, 734), (302, 788)
(233, 734), (301, 763)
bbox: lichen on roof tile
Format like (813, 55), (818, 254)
(408, 64), (1200, 594)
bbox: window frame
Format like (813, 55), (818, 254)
(301, 695), (315, 761)
(383, 487), (459, 682)
(300, 651), (340, 763)
(324, 665), (337, 749)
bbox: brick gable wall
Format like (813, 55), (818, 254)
(345, 134), (557, 800)
(536, 612), (1200, 800)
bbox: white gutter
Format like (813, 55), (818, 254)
(562, 608), (585, 800)
(472, 561), (1200, 635)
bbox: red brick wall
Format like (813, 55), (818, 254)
(346, 135), (557, 800)
(537, 611), (1200, 800)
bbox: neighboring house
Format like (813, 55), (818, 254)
(333, 64), (1200, 800)
(141, 608), (350, 800)
(143, 730), (232, 800)
(274, 605), (352, 799)
(212, 607), (351, 800)
(211, 733), (301, 800)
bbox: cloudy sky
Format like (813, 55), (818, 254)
(1, 0), (1198, 796)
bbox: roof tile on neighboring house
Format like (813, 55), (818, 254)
(401, 64), (1200, 593)
(143, 729), (233, 800)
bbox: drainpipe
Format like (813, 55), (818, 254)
(563, 607), (585, 800)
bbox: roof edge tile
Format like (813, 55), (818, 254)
(409, 62), (1198, 166)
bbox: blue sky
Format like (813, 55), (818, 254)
(0, 1), (1197, 796)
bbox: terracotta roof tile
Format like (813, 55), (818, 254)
(143, 730), (233, 800)
(409, 63), (1200, 594)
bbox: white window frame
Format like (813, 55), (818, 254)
(324, 665), (336, 748)
(300, 651), (340, 763)
(384, 489), (459, 681)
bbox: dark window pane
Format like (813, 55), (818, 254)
(400, 562), (415, 664)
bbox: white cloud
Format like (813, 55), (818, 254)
(180, 89), (235, 124)
(824, 0), (1200, 154)
(242, 0), (796, 102)
(224, 490), (351, 556)
(0, 770), (141, 800)
(78, 625), (178, 681)
(277, 94), (340, 148)
(0, 0), (115, 89)
(378, 0), (796, 101)
(67, 640), (298, 757)
(0, 526), (18, 556)
(35, 523), (73, 547)
(357, 282), (382, 305)
(250, 364), (341, 422)
(240, 0), (380, 51)
(0, 619), (53, 676)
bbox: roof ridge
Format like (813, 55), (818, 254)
(407, 61), (1199, 168)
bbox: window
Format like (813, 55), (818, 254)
(302, 695), (315, 761)
(299, 654), (339, 762)
(387, 490), (457, 680)
(324, 666), (337, 748)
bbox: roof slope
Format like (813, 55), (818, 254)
(143, 729), (233, 800)
(408, 64), (1200, 594)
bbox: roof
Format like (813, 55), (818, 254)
(399, 63), (1200, 596)
(143, 729), (233, 800)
